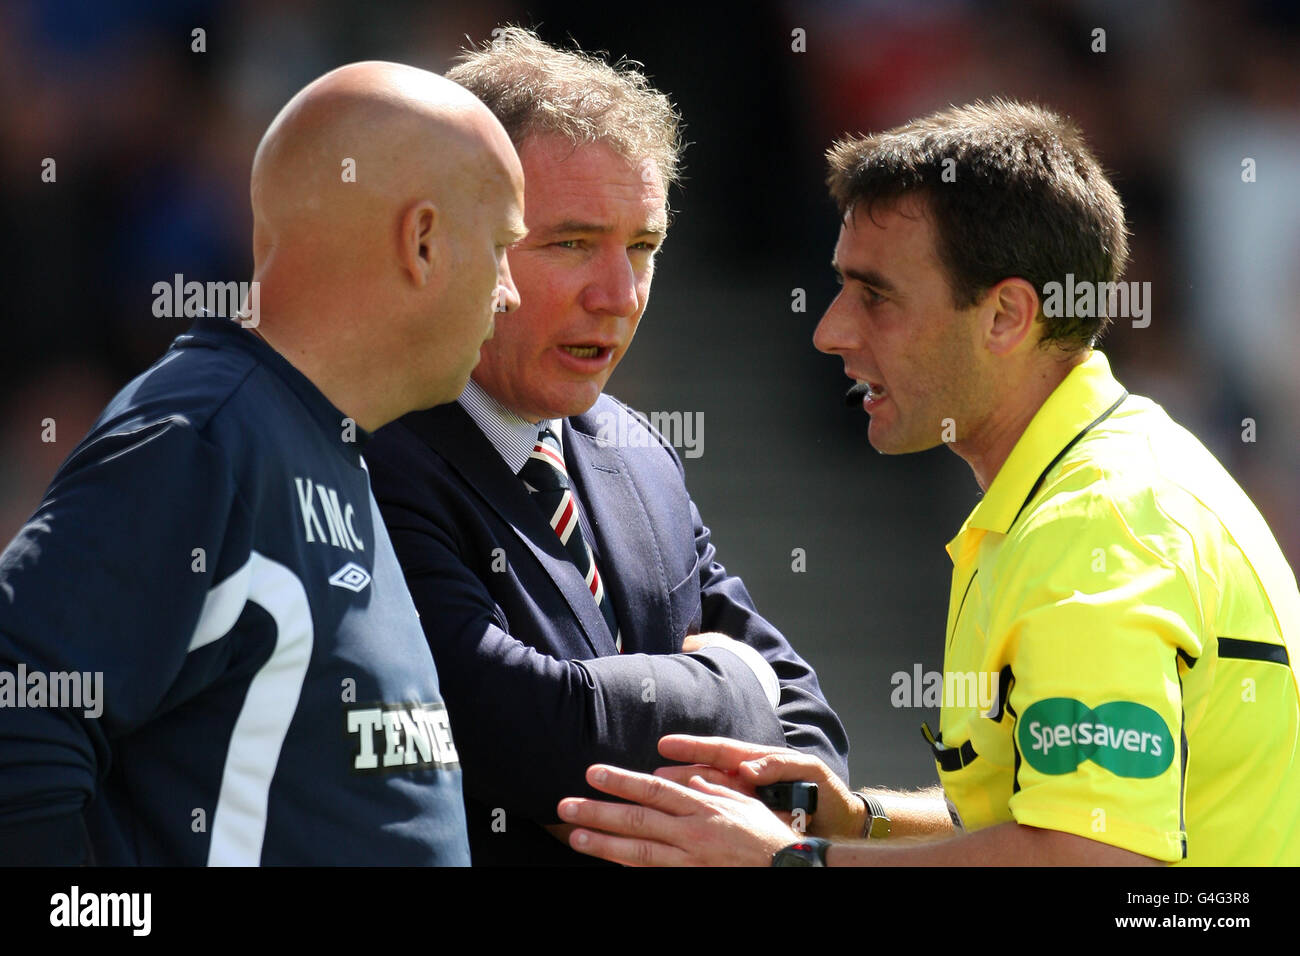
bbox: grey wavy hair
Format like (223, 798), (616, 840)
(447, 26), (684, 192)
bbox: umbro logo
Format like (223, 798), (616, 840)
(329, 562), (371, 593)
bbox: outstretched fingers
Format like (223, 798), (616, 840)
(585, 764), (707, 813)
(656, 734), (790, 772)
(566, 828), (691, 867)
(654, 763), (749, 793)
(557, 765), (710, 866)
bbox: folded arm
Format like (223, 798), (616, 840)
(383, 506), (790, 823)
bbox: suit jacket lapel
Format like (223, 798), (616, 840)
(399, 403), (613, 656)
(565, 412), (672, 655)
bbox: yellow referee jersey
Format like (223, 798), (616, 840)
(932, 350), (1300, 864)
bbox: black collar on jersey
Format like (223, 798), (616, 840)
(1007, 390), (1129, 533)
(175, 315), (372, 462)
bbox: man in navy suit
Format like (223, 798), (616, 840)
(365, 28), (848, 865)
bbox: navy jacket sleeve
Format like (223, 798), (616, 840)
(378, 491), (788, 823)
(0, 416), (235, 864)
(623, 400), (851, 782)
(690, 495), (851, 784)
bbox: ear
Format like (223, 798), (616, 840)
(398, 200), (440, 287)
(983, 277), (1040, 356)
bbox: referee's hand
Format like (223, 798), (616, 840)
(652, 734), (865, 840)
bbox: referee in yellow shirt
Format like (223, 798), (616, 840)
(553, 99), (1300, 866)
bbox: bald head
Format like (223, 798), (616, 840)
(253, 63), (505, 251)
(246, 61), (525, 430)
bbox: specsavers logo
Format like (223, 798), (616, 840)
(1018, 698), (1174, 778)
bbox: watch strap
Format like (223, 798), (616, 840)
(854, 792), (891, 839)
(771, 837), (832, 867)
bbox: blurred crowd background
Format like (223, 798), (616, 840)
(3, 0), (1297, 789)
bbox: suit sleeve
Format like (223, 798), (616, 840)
(690, 496), (852, 784)
(617, 404), (851, 784)
(0, 416), (236, 863)
(378, 494), (788, 824)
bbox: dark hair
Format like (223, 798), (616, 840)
(826, 99), (1129, 350)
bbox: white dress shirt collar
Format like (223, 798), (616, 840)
(458, 378), (564, 474)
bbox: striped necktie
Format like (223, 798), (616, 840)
(518, 427), (622, 651)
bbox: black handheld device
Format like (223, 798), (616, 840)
(755, 781), (818, 813)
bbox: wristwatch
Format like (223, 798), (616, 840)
(772, 837), (833, 866)
(854, 792), (891, 839)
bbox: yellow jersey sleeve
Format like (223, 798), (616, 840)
(990, 466), (1200, 862)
